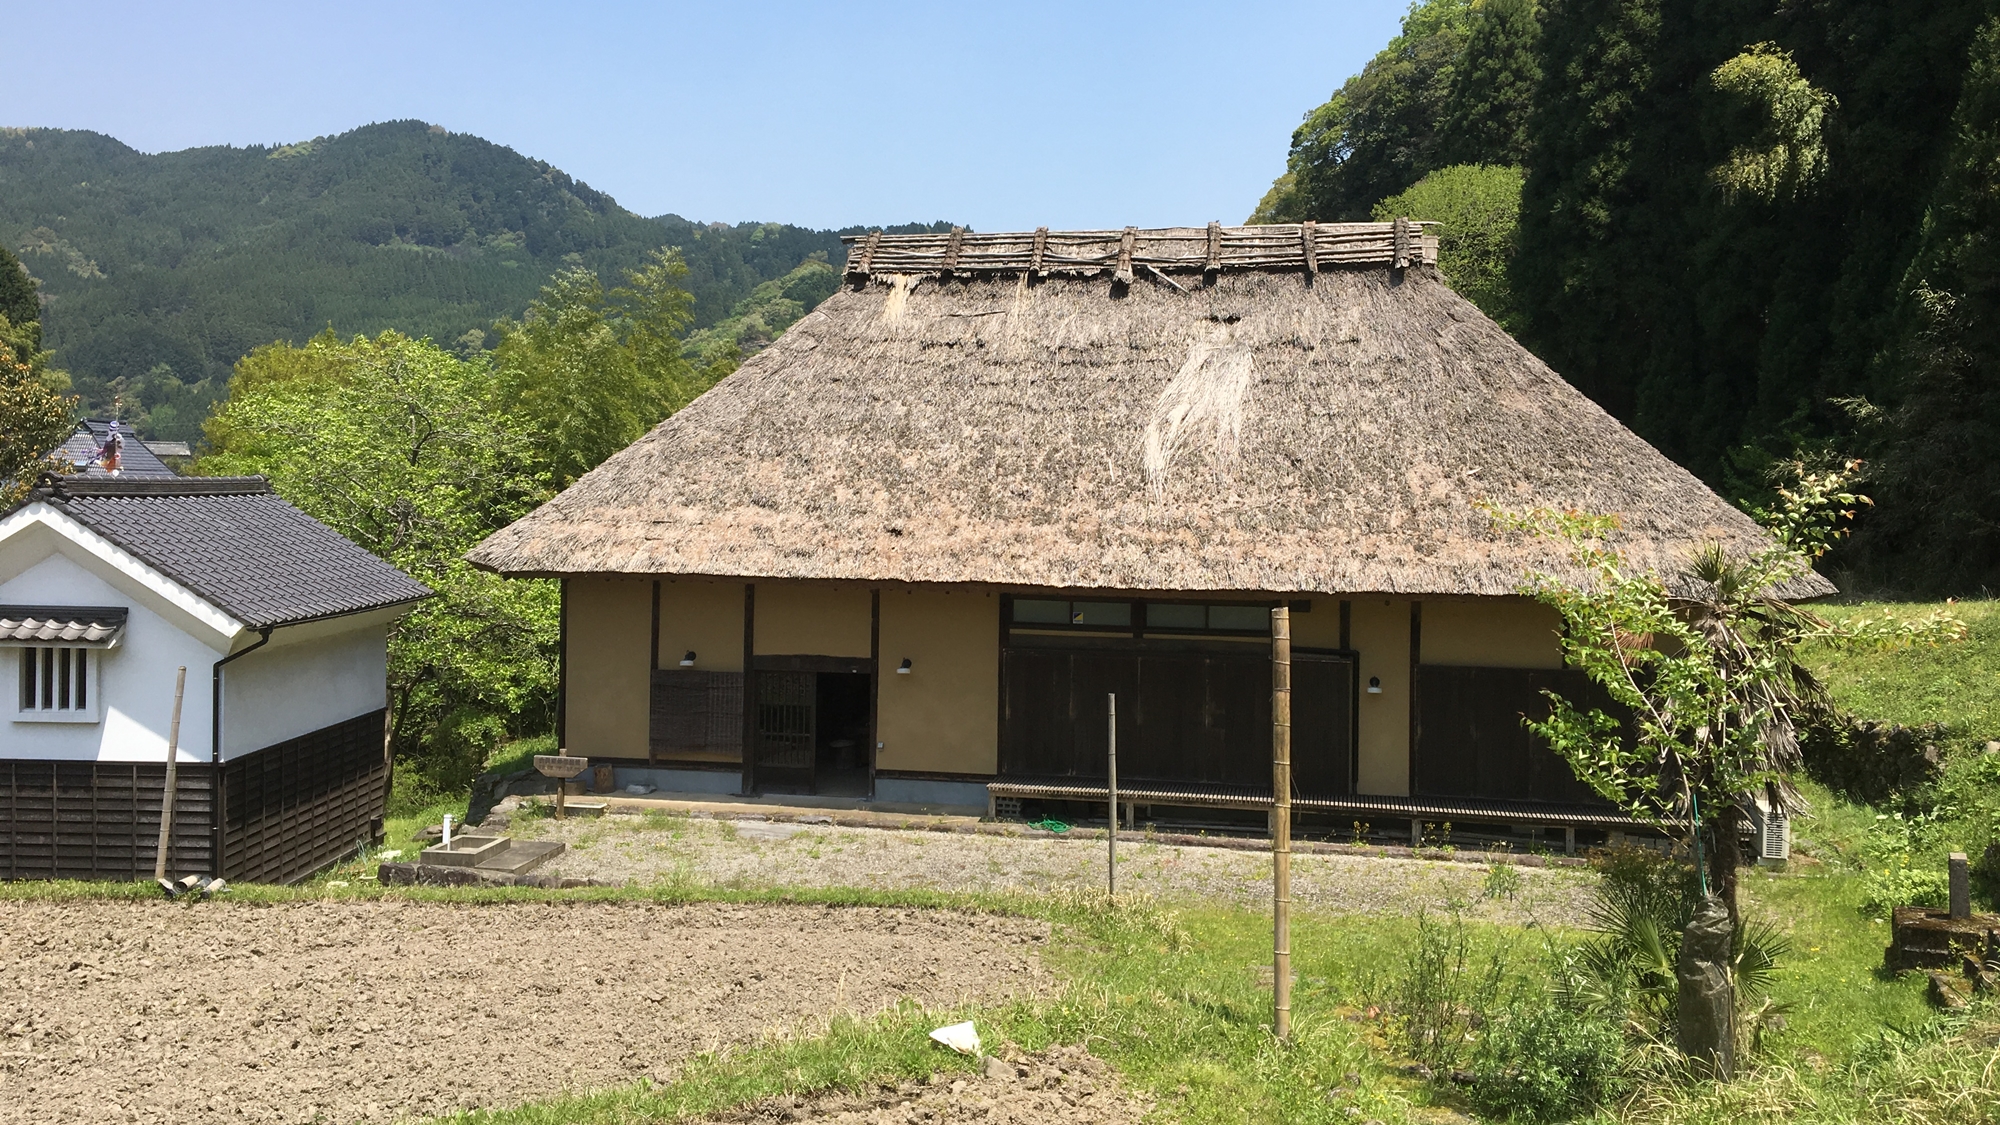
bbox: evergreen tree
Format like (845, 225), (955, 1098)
(1439, 0), (1544, 168)
(1856, 16), (2000, 591)
(1253, 0), (1543, 224)
(0, 244), (38, 347)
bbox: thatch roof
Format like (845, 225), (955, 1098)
(469, 223), (1835, 600)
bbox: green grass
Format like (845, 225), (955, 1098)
(1805, 599), (2000, 736)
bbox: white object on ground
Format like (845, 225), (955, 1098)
(929, 1021), (982, 1056)
(377, 849), (402, 860)
(624, 784), (654, 795)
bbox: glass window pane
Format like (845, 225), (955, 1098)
(1072, 602), (1132, 627)
(20, 648), (34, 711)
(1012, 599), (1069, 624)
(75, 650), (86, 709)
(58, 648), (71, 710)
(1208, 605), (1270, 632)
(1146, 603), (1206, 630)
(42, 648), (54, 709)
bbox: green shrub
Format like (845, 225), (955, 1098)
(1393, 909), (1503, 1072)
(1469, 989), (1631, 1122)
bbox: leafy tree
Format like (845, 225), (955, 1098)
(199, 331), (558, 794)
(0, 243), (39, 348)
(1705, 44), (1837, 206)
(1491, 463), (1956, 918)
(1252, 0), (1539, 223)
(1374, 164), (1525, 329)
(681, 254), (840, 372)
(1, 246), (75, 505)
(490, 249), (704, 487)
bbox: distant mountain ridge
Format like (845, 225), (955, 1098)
(0, 121), (949, 439)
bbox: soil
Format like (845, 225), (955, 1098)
(0, 900), (1049, 1125)
(510, 803), (1594, 926)
(709, 1045), (1150, 1124)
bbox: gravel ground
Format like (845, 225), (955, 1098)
(0, 900), (1049, 1125)
(513, 802), (1595, 925)
(708, 1045), (1149, 1124)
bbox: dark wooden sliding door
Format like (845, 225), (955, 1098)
(1000, 642), (1354, 796)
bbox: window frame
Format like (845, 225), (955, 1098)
(1005, 595), (1280, 638)
(13, 645), (104, 724)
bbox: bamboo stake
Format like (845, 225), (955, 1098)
(153, 666), (187, 883)
(1272, 608), (1292, 1042)
(1107, 692), (1118, 900)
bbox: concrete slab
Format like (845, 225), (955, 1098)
(421, 835), (512, 868)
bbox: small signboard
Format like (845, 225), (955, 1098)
(534, 755), (590, 779)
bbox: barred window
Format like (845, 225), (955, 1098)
(18, 647), (91, 715)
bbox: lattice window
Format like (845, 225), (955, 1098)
(16, 647), (97, 720)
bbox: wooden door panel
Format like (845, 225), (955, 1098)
(1292, 655), (1354, 797)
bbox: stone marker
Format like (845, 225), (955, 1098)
(1676, 897), (1735, 1079)
(1950, 852), (1971, 920)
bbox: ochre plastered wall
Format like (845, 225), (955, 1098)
(1351, 597), (1412, 795)
(659, 579), (746, 672)
(564, 578), (652, 758)
(1420, 597), (1562, 669)
(876, 589), (999, 774)
(754, 583), (871, 658)
(1289, 597), (1343, 649)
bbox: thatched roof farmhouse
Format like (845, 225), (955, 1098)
(471, 223), (1831, 845)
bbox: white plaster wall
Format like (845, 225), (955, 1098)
(0, 553), (223, 762)
(222, 623), (388, 759)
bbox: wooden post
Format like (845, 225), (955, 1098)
(153, 667), (187, 882)
(1272, 607), (1292, 1042)
(1107, 692), (1118, 900)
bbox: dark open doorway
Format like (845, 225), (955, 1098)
(814, 672), (872, 797)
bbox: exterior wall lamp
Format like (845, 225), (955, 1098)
(680, 651), (696, 667)
(1367, 675), (1383, 694)
(896, 658), (912, 675)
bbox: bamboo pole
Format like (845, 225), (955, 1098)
(1272, 608), (1292, 1042)
(153, 666), (187, 883)
(1107, 692), (1118, 900)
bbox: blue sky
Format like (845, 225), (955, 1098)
(7, 1), (1406, 231)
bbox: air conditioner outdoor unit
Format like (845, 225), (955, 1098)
(1746, 796), (1791, 864)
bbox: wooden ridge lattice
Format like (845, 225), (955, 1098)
(842, 221), (1440, 281)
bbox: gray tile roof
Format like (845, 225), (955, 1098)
(18, 478), (431, 629)
(57, 421), (179, 478)
(0, 605), (128, 645)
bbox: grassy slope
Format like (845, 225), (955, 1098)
(1806, 600), (2000, 736)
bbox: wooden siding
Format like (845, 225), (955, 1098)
(0, 760), (215, 880)
(0, 710), (386, 884)
(220, 709), (388, 884)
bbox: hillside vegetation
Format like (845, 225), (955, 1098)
(1258, 0), (2000, 593)
(0, 121), (946, 439)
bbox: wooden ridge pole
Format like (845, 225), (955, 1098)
(1272, 608), (1292, 1042)
(154, 666), (187, 883)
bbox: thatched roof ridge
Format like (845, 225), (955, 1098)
(469, 226), (1833, 601)
(841, 221), (1440, 282)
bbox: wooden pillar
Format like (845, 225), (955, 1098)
(1272, 606), (1292, 1042)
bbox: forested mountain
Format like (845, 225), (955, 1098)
(1259, 0), (2000, 593)
(0, 121), (946, 441)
